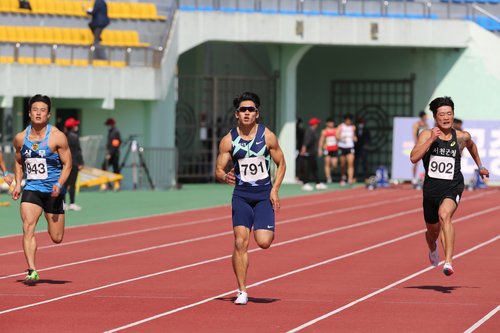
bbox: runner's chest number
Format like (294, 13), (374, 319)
(428, 155), (455, 180)
(238, 156), (268, 182)
(25, 158), (48, 180)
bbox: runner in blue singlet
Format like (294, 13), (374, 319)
(216, 92), (286, 305)
(410, 96), (488, 277)
(11, 95), (72, 285)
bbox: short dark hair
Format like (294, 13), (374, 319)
(29, 94), (52, 112)
(326, 117), (334, 123)
(233, 92), (260, 109)
(344, 114), (353, 120)
(418, 111), (426, 118)
(429, 96), (454, 116)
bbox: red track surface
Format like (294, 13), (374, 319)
(0, 186), (498, 332)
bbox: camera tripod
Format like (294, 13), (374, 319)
(119, 136), (155, 190)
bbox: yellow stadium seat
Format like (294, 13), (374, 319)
(0, 56), (15, 63)
(14, 27), (27, 43)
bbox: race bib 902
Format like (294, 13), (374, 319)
(25, 158), (48, 180)
(428, 155), (455, 180)
(238, 156), (268, 182)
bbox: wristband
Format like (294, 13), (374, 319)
(223, 174), (227, 182)
(479, 165), (485, 170)
(55, 182), (62, 188)
(3, 171), (9, 177)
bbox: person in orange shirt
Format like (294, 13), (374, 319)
(102, 118), (121, 191)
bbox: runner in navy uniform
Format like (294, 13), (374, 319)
(11, 95), (72, 284)
(410, 96), (488, 276)
(216, 92), (286, 305)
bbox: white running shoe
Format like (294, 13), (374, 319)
(301, 183), (314, 191)
(234, 290), (248, 305)
(68, 203), (82, 211)
(443, 262), (454, 276)
(428, 240), (439, 267)
(315, 183), (327, 190)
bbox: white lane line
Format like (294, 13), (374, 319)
(105, 229), (500, 332)
(0, 188), (377, 240)
(0, 190), (384, 255)
(287, 235), (500, 332)
(0, 198), (422, 281)
(1, 204), (497, 325)
(464, 305), (500, 333)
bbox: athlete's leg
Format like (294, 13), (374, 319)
(20, 202), (43, 270)
(425, 222), (440, 252)
(346, 153), (355, 184)
(232, 226), (250, 292)
(253, 199), (275, 249)
(339, 154), (346, 183)
(45, 212), (65, 244)
(254, 230), (274, 249)
(324, 155), (332, 183)
(438, 198), (458, 264)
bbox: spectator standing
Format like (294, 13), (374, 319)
(86, 0), (110, 60)
(295, 117), (306, 183)
(101, 118), (121, 191)
(300, 117), (327, 191)
(354, 116), (371, 181)
(64, 118), (84, 211)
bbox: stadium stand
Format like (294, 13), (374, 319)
(0, 0), (166, 20)
(0, 26), (150, 47)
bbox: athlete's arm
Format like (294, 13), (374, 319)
(462, 131), (490, 179)
(412, 122), (419, 143)
(317, 130), (325, 157)
(0, 152), (13, 185)
(53, 129), (72, 197)
(266, 129), (286, 212)
(11, 132), (25, 200)
(353, 125), (358, 142)
(336, 124), (342, 140)
(410, 128), (439, 164)
(215, 133), (235, 185)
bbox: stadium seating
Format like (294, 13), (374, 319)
(0, 55), (127, 67)
(0, 26), (150, 47)
(0, 0), (166, 20)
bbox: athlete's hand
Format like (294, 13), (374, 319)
(479, 166), (490, 179)
(270, 189), (280, 213)
(430, 127), (442, 142)
(224, 168), (235, 185)
(3, 174), (13, 186)
(51, 184), (61, 197)
(11, 185), (21, 201)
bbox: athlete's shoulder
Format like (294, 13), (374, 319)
(13, 130), (26, 147)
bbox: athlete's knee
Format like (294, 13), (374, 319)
(234, 236), (249, 253)
(50, 232), (64, 244)
(22, 221), (37, 236)
(256, 239), (272, 249)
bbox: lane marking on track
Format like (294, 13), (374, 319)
(464, 305), (500, 333)
(0, 190), (383, 252)
(0, 197), (422, 280)
(287, 236), (500, 332)
(104, 216), (500, 332)
(0, 188), (376, 240)
(1, 204), (497, 325)
(0, 192), (420, 259)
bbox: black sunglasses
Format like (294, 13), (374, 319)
(237, 106), (258, 112)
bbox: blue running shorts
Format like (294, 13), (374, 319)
(232, 186), (275, 231)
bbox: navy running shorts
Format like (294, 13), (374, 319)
(232, 186), (275, 231)
(21, 190), (65, 214)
